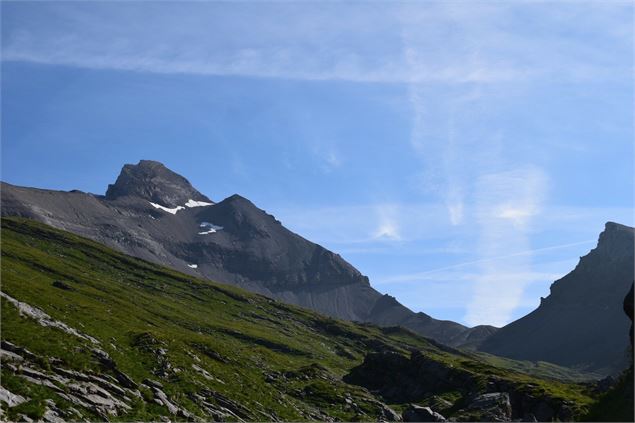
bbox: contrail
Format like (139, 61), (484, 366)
(378, 239), (595, 284)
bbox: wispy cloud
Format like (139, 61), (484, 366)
(2, 2), (631, 83)
(311, 145), (343, 173)
(464, 166), (549, 326)
(275, 203), (452, 246)
(391, 0), (631, 325)
(275, 202), (631, 249)
(373, 204), (402, 241)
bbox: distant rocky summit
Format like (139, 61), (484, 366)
(105, 160), (213, 207)
(479, 222), (635, 375)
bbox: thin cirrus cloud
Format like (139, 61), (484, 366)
(375, 240), (596, 286)
(1, 1), (631, 84)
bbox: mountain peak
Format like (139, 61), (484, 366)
(597, 221), (634, 259)
(604, 221), (633, 233)
(105, 160), (212, 207)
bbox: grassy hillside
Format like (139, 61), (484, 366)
(0, 218), (605, 421)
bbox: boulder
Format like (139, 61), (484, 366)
(467, 392), (512, 421)
(403, 405), (446, 422)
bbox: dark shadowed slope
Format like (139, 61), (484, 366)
(479, 222), (635, 376)
(0, 160), (493, 347)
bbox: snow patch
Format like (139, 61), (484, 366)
(198, 222), (223, 235)
(185, 199), (214, 208)
(187, 264), (198, 269)
(149, 202), (185, 215)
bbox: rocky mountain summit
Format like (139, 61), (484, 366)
(1, 160), (493, 347)
(105, 160), (213, 208)
(479, 222), (635, 375)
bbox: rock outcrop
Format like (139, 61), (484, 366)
(345, 350), (582, 421)
(1, 341), (137, 419)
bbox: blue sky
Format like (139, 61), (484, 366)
(2, 1), (633, 327)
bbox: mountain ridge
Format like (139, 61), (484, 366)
(0, 160), (492, 347)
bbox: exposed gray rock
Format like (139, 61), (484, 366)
(42, 400), (66, 423)
(149, 385), (193, 418)
(2, 340), (38, 361)
(91, 348), (137, 389)
(426, 396), (453, 412)
(191, 363), (224, 384)
(377, 403), (402, 422)
(88, 374), (128, 397)
(152, 387), (180, 415)
(402, 405), (446, 422)
(1, 292), (100, 344)
(143, 378), (164, 389)
(18, 366), (66, 392)
(0, 348), (24, 362)
(198, 389), (253, 420)
(0, 387), (28, 407)
(56, 392), (92, 410)
(6, 351), (134, 419)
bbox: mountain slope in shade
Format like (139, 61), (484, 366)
(0, 160), (493, 347)
(478, 222), (635, 376)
